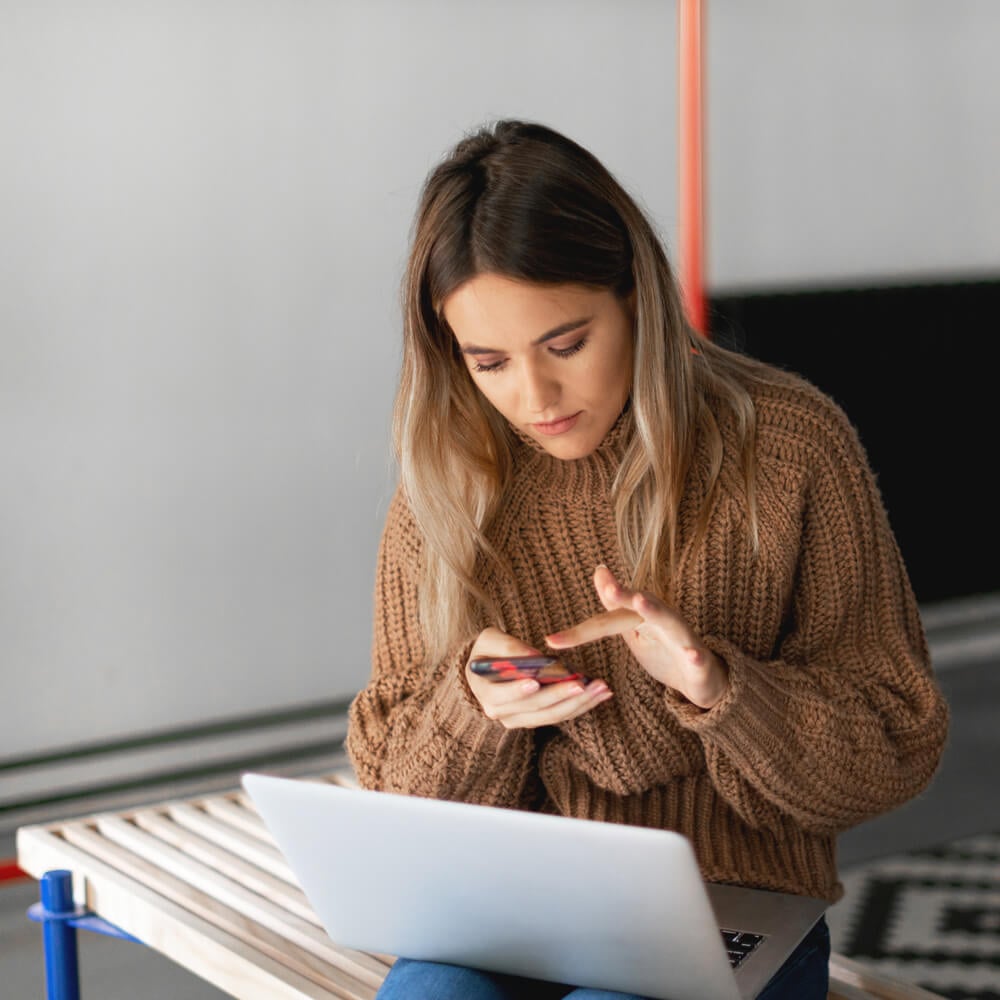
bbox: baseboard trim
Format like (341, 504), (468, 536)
(0, 700), (351, 836)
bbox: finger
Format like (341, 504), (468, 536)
(480, 675), (582, 720)
(545, 608), (643, 649)
(632, 591), (671, 619)
(685, 645), (712, 669)
(494, 676), (604, 715)
(470, 675), (540, 721)
(500, 682), (613, 728)
(632, 592), (694, 646)
(479, 677), (542, 707)
(593, 563), (632, 611)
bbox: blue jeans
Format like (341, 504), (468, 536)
(375, 916), (830, 999)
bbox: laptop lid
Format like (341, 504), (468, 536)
(241, 772), (825, 1000)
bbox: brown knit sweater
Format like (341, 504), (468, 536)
(346, 373), (949, 902)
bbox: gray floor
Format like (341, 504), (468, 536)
(3, 595), (999, 999)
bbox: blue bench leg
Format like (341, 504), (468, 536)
(39, 870), (82, 1000)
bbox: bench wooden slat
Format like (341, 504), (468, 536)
(323, 772), (362, 789)
(229, 770), (358, 816)
(828, 953), (948, 999)
(197, 794), (277, 844)
(93, 813), (389, 990)
(17, 823), (351, 1000)
(60, 819), (386, 998)
(828, 983), (885, 1000)
(131, 807), (321, 926)
(166, 801), (297, 883)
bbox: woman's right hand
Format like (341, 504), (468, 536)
(465, 627), (613, 730)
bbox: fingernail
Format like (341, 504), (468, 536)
(520, 680), (539, 693)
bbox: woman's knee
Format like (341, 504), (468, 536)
(376, 957), (516, 1000)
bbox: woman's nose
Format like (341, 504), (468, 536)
(521, 362), (560, 413)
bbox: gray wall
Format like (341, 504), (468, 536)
(2, 1), (998, 760)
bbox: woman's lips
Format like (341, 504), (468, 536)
(531, 411), (582, 436)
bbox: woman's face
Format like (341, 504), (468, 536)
(443, 273), (635, 461)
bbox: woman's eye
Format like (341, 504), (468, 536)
(472, 358), (506, 374)
(471, 338), (586, 373)
(550, 338), (587, 359)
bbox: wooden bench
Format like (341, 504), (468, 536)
(15, 772), (946, 1000)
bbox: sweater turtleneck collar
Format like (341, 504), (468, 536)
(507, 401), (634, 487)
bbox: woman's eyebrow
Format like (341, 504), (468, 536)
(460, 316), (593, 355)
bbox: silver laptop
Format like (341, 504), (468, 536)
(242, 772), (827, 1000)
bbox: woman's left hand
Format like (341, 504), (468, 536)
(545, 565), (729, 710)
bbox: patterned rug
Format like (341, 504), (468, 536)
(827, 831), (1000, 999)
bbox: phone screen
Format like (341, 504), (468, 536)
(469, 655), (592, 685)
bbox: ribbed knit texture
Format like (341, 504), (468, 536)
(347, 373), (950, 902)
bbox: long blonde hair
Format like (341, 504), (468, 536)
(396, 120), (770, 663)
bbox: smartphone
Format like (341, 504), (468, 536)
(468, 654), (592, 685)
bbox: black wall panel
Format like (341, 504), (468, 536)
(710, 279), (998, 605)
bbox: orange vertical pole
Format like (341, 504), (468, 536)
(678, 0), (708, 336)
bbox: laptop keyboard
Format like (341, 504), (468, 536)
(720, 929), (766, 969)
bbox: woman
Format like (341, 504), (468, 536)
(346, 120), (950, 999)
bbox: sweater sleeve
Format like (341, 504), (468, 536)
(666, 403), (950, 836)
(345, 487), (537, 807)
